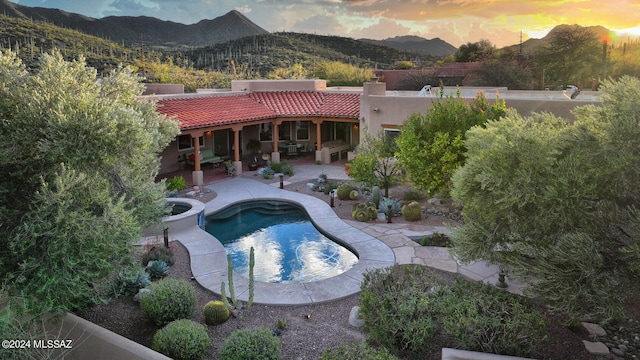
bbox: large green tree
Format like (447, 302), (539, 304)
(454, 39), (496, 62)
(450, 76), (640, 321)
(0, 50), (180, 316)
(535, 25), (601, 89)
(395, 91), (506, 196)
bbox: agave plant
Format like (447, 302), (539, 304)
(378, 198), (402, 216)
(146, 260), (170, 279)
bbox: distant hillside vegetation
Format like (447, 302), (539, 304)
(360, 35), (457, 57)
(177, 32), (440, 76)
(0, 15), (134, 72)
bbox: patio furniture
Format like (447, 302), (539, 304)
(287, 144), (298, 158)
(185, 149), (222, 168)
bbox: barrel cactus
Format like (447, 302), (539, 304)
(203, 300), (230, 325)
(371, 186), (381, 207)
(336, 183), (355, 200)
(352, 201), (378, 222)
(349, 189), (360, 200)
(402, 201), (422, 222)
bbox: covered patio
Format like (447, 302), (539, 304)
(153, 89), (360, 188)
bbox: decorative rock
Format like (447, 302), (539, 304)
(583, 340), (610, 356)
(348, 306), (364, 328)
(133, 288), (151, 302)
(186, 190), (196, 197)
(583, 322), (607, 337)
(427, 197), (441, 205)
(612, 348), (625, 357)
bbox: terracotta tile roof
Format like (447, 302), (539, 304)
(156, 91), (360, 130)
(156, 94), (276, 130)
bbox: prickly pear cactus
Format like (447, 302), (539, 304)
(203, 300), (230, 325)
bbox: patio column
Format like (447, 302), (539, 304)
(192, 133), (203, 189)
(314, 121), (322, 164)
(232, 125), (243, 175)
(271, 121), (281, 163)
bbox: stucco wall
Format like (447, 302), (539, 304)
(359, 82), (601, 139)
(143, 83), (184, 95)
(231, 79), (327, 91)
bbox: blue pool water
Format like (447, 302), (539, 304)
(205, 200), (358, 283)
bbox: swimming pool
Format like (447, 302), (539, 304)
(205, 200), (358, 283)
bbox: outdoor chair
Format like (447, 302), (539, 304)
(287, 144), (298, 159)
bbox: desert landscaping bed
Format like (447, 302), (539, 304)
(78, 178), (638, 360)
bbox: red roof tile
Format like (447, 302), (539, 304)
(156, 91), (359, 130)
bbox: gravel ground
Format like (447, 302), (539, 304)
(77, 178), (635, 360)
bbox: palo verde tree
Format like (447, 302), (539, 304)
(0, 50), (180, 317)
(395, 91), (506, 196)
(450, 76), (640, 321)
(348, 130), (403, 197)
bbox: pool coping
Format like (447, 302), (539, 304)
(168, 178), (396, 305)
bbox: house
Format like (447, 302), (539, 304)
(145, 79), (601, 187)
(147, 80), (361, 187)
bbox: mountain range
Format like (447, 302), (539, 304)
(0, 0), (455, 56)
(0, 1), (268, 47)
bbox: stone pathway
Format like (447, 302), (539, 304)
(345, 219), (527, 295)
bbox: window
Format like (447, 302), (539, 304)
(279, 122), (291, 142)
(296, 121), (310, 140)
(177, 134), (204, 151)
(259, 123), (272, 142)
(384, 128), (400, 141)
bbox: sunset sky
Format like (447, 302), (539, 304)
(13, 0), (640, 47)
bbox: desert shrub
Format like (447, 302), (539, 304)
(152, 319), (211, 360)
(146, 260), (170, 279)
(323, 181), (339, 195)
(166, 176), (188, 192)
(281, 162), (294, 176)
(419, 233), (452, 247)
(378, 198), (402, 216)
(110, 265), (151, 297)
(402, 201), (422, 221)
(441, 278), (548, 357)
(141, 278), (197, 326)
(203, 300), (230, 325)
(360, 265), (447, 353)
(219, 328), (281, 360)
(319, 341), (399, 360)
(270, 162), (283, 173)
(141, 243), (175, 266)
(336, 183), (355, 200)
(402, 190), (424, 201)
(262, 168), (275, 179)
